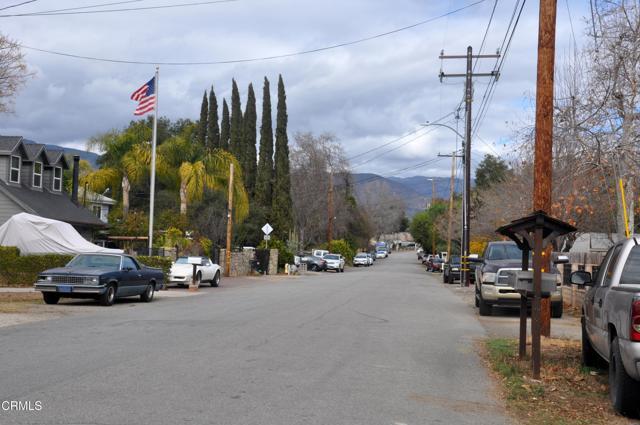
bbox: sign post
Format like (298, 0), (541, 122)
(261, 223), (273, 249)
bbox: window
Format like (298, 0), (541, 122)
(603, 244), (623, 287)
(620, 246), (640, 285)
(33, 162), (42, 188)
(53, 167), (62, 191)
(9, 155), (20, 183)
(92, 205), (101, 218)
(121, 256), (139, 271)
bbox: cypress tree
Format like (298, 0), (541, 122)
(243, 83), (257, 196)
(197, 90), (208, 148)
(220, 98), (230, 151)
(271, 74), (293, 240)
(255, 77), (273, 209)
(206, 85), (220, 150)
(229, 79), (244, 162)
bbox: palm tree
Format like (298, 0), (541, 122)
(84, 124), (152, 217)
(158, 132), (249, 220)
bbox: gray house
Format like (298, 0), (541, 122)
(0, 136), (105, 238)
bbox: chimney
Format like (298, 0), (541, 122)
(71, 155), (80, 205)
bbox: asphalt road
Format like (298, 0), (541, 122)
(1, 252), (509, 425)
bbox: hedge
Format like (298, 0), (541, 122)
(0, 247), (173, 288)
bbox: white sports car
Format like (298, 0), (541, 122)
(169, 256), (221, 287)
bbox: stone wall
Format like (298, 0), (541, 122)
(268, 249), (278, 275)
(218, 249), (254, 277)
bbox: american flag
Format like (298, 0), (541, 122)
(130, 77), (156, 116)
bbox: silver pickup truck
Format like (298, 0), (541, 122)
(571, 238), (640, 417)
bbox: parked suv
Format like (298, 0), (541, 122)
(443, 255), (461, 284)
(473, 241), (563, 317)
(324, 254), (345, 273)
(571, 238), (640, 417)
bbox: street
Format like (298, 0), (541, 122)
(0, 252), (508, 425)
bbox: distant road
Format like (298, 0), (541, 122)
(0, 252), (509, 425)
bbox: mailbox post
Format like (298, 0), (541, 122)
(496, 211), (575, 377)
(187, 256), (202, 292)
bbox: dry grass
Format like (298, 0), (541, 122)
(0, 292), (42, 313)
(483, 337), (634, 425)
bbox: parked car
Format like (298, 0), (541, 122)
(443, 255), (461, 283)
(376, 250), (387, 259)
(169, 256), (221, 287)
(34, 253), (163, 306)
(353, 253), (370, 267)
(300, 255), (327, 272)
(473, 241), (563, 317)
(571, 238), (640, 417)
(427, 257), (444, 272)
(421, 254), (434, 265)
(324, 253), (345, 272)
(366, 253), (374, 265)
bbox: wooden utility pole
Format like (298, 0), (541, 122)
(447, 153), (456, 258)
(440, 48), (499, 286)
(225, 163), (234, 277)
(430, 178), (436, 255)
(532, 0), (558, 378)
(327, 170), (334, 244)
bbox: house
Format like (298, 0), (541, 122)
(0, 135), (106, 239)
(78, 187), (116, 223)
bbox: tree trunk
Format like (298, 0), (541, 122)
(180, 181), (188, 216)
(122, 175), (130, 218)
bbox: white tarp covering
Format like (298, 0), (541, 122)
(0, 213), (123, 255)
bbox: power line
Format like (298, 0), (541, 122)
(0, 0), (237, 17)
(15, 1), (145, 15)
(474, 0), (499, 71)
(18, 0), (487, 65)
(0, 0), (36, 11)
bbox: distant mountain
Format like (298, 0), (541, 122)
(353, 173), (465, 217)
(24, 139), (100, 168)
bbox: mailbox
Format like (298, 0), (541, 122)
(507, 270), (558, 297)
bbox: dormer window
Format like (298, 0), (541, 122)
(33, 162), (42, 188)
(53, 167), (62, 191)
(9, 156), (20, 183)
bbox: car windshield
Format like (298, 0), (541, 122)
(175, 257), (200, 264)
(67, 254), (121, 269)
(325, 254), (339, 260)
(486, 244), (523, 261)
(355, 254), (367, 258)
(451, 256), (461, 263)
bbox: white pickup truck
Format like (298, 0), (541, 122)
(571, 238), (640, 417)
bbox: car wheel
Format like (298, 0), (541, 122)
(442, 272), (447, 283)
(140, 282), (155, 302)
(581, 317), (604, 368)
(609, 336), (640, 416)
(211, 271), (220, 287)
(448, 274), (454, 284)
(99, 284), (116, 306)
(311, 264), (318, 272)
(478, 294), (492, 316)
(195, 272), (202, 286)
(551, 302), (563, 319)
(42, 292), (60, 305)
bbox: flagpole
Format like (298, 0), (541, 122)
(148, 66), (159, 256)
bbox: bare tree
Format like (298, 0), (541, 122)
(0, 34), (30, 113)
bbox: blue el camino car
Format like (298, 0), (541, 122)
(34, 253), (164, 306)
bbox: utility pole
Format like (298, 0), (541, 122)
(429, 178), (436, 255)
(225, 163), (234, 277)
(438, 151), (462, 260)
(440, 47), (499, 287)
(531, 0), (558, 377)
(327, 170), (334, 244)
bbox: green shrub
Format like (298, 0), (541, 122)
(0, 249), (74, 287)
(258, 238), (293, 268)
(137, 255), (173, 283)
(328, 239), (356, 266)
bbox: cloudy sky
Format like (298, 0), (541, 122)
(0, 0), (588, 178)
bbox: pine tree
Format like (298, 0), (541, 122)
(271, 74), (293, 240)
(255, 77), (274, 209)
(243, 83), (257, 197)
(229, 79), (244, 162)
(206, 85), (220, 150)
(197, 90), (208, 148)
(220, 98), (230, 151)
